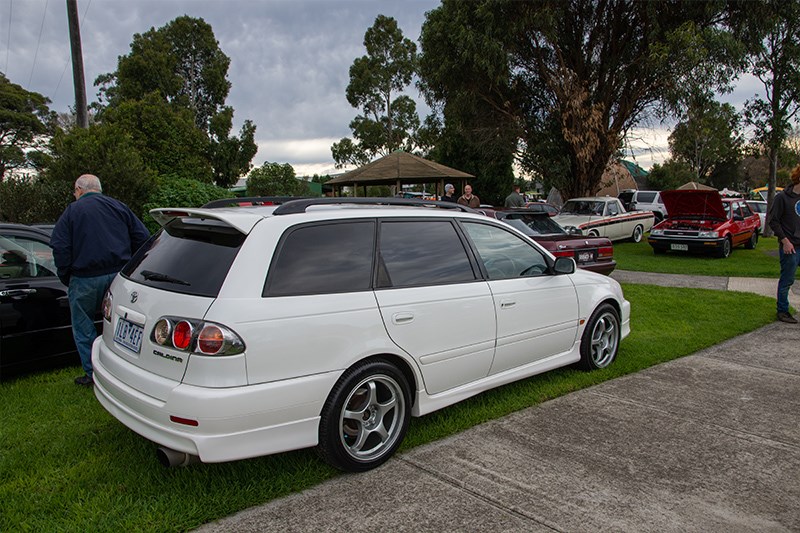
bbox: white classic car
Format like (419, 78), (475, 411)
(553, 197), (655, 242)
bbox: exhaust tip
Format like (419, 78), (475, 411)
(156, 446), (200, 467)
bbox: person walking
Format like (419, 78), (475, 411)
(504, 185), (525, 208)
(457, 184), (480, 208)
(441, 183), (457, 203)
(767, 164), (800, 324)
(50, 174), (150, 386)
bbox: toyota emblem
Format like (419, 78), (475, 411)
(130, 291), (138, 303)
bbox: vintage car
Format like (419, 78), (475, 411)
(553, 197), (655, 242)
(479, 208), (616, 275)
(647, 190), (761, 258)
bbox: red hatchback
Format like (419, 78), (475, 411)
(479, 208), (616, 275)
(647, 190), (761, 258)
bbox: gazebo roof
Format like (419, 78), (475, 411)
(327, 151), (474, 185)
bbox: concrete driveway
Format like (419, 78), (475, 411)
(197, 320), (800, 532)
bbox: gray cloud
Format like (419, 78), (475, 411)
(3, 0), (438, 174)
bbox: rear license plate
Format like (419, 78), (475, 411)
(114, 317), (144, 353)
(671, 243), (689, 251)
(577, 251), (595, 263)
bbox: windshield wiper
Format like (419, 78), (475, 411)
(140, 270), (191, 286)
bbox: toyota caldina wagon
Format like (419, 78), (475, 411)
(93, 198), (631, 471)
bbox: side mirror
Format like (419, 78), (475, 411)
(553, 256), (576, 275)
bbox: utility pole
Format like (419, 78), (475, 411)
(66, 0), (88, 128)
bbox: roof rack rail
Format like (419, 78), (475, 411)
(202, 196), (312, 208)
(271, 197), (479, 215)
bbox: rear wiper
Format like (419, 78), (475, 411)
(140, 270), (191, 286)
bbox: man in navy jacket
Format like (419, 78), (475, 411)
(50, 174), (150, 386)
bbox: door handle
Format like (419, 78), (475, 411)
(0, 288), (36, 297)
(392, 312), (414, 325)
(500, 300), (516, 309)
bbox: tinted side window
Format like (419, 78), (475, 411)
(0, 234), (57, 279)
(377, 220), (475, 288)
(265, 221), (375, 297)
(462, 222), (549, 279)
(637, 192), (657, 203)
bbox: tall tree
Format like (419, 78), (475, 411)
(331, 15), (420, 167)
(419, 0), (745, 200)
(668, 96), (744, 187)
(246, 162), (309, 196)
(0, 73), (56, 177)
(742, 0), (800, 236)
(95, 16), (256, 187)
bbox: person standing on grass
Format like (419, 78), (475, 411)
(767, 164), (800, 324)
(50, 174), (150, 386)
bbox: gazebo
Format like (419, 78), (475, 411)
(326, 151), (474, 198)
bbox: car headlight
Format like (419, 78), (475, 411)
(698, 230), (719, 238)
(650, 229), (663, 236)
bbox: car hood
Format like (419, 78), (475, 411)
(660, 190), (726, 219)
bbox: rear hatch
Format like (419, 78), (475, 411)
(100, 210), (253, 389)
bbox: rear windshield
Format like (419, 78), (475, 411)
(122, 217), (246, 297)
(498, 213), (567, 236)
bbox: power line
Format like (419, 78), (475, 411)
(26, 0), (49, 89)
(4, 0), (12, 75)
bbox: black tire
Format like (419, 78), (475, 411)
(577, 303), (620, 371)
(317, 359), (411, 472)
(745, 230), (758, 250)
(588, 230), (600, 237)
(631, 224), (644, 243)
(718, 236), (733, 258)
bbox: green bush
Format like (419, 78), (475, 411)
(0, 176), (72, 224)
(141, 176), (234, 233)
(246, 162), (310, 196)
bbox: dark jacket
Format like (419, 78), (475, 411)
(50, 192), (150, 285)
(441, 194), (457, 203)
(767, 185), (800, 246)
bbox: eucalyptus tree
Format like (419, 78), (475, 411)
(742, 0), (800, 235)
(419, 0), (748, 199)
(331, 15), (420, 167)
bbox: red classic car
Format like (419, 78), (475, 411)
(479, 208), (616, 275)
(647, 190), (761, 258)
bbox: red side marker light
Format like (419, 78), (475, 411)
(170, 415), (199, 427)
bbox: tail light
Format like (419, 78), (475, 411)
(150, 316), (244, 356)
(102, 291), (113, 321)
(598, 246), (614, 258)
(552, 250), (573, 258)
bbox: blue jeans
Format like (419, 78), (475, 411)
(777, 249), (800, 314)
(69, 273), (116, 377)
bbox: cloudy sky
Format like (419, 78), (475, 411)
(3, 0), (764, 176)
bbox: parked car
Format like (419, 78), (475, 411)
(93, 197), (631, 472)
(523, 202), (560, 216)
(745, 200), (767, 230)
(0, 224), (100, 380)
(553, 196), (655, 242)
(648, 190), (761, 258)
(479, 208), (616, 275)
(618, 190), (668, 222)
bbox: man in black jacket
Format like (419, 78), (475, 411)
(767, 165), (800, 324)
(50, 174), (150, 385)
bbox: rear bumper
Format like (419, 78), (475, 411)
(647, 236), (724, 254)
(92, 339), (340, 463)
(579, 259), (616, 276)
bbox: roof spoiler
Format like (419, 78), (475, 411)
(202, 196), (312, 208)
(271, 197), (479, 215)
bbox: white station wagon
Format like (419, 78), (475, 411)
(93, 198), (631, 471)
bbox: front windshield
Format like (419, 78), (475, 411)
(560, 200), (605, 216)
(500, 213), (567, 236)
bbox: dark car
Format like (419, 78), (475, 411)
(648, 190), (761, 258)
(523, 202), (560, 216)
(479, 208), (616, 275)
(0, 223), (100, 380)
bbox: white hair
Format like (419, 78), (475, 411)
(75, 174), (102, 192)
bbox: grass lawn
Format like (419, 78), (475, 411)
(615, 234), (780, 277)
(0, 284), (776, 532)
